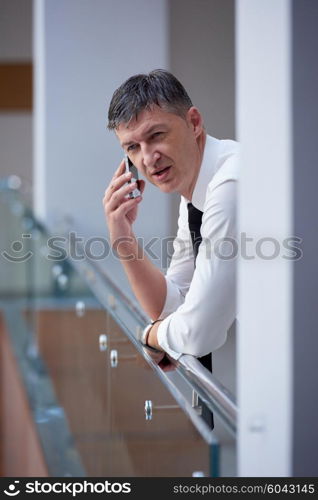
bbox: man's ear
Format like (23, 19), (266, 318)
(186, 107), (203, 137)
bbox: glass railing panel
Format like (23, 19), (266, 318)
(104, 313), (214, 477)
(32, 306), (111, 475)
(0, 185), (237, 477)
(211, 414), (236, 476)
(1, 188), (104, 475)
(0, 189), (30, 299)
(76, 257), (237, 475)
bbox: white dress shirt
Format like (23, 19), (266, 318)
(155, 134), (239, 360)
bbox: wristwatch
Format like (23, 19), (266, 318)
(140, 321), (163, 353)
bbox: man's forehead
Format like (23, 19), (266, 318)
(116, 106), (177, 144)
(119, 106), (171, 130)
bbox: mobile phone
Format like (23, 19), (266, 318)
(124, 154), (141, 199)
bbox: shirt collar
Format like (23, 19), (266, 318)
(190, 134), (220, 211)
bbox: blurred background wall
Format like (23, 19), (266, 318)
(0, 0), (33, 189)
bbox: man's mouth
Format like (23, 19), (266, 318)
(152, 166), (171, 180)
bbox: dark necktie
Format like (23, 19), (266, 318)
(187, 202), (214, 429)
(187, 202), (203, 262)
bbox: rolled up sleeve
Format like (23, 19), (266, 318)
(157, 180), (237, 359)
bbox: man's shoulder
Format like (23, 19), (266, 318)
(216, 138), (239, 168)
(207, 134), (239, 156)
(218, 137), (239, 153)
(208, 137), (239, 191)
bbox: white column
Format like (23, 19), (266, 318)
(236, 0), (293, 476)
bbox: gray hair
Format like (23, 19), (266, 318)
(107, 69), (193, 130)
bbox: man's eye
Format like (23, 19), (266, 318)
(127, 144), (137, 152)
(152, 132), (162, 139)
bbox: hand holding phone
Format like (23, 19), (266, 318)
(124, 154), (141, 199)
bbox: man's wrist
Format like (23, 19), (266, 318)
(113, 235), (138, 260)
(140, 321), (163, 353)
(141, 324), (153, 345)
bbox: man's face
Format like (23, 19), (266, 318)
(116, 105), (204, 198)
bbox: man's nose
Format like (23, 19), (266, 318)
(142, 146), (160, 169)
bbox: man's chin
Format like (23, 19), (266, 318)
(148, 176), (177, 194)
(157, 184), (176, 194)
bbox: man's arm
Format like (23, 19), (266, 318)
(120, 238), (167, 320)
(103, 160), (167, 320)
(148, 180), (238, 359)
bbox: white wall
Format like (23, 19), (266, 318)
(34, 0), (169, 248)
(236, 0), (292, 476)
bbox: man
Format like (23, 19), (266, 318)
(103, 69), (238, 367)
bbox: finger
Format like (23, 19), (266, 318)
(160, 361), (176, 372)
(159, 356), (176, 371)
(104, 169), (132, 204)
(108, 194), (141, 222)
(108, 159), (126, 191)
(107, 181), (140, 213)
(113, 192), (142, 218)
(106, 159), (126, 196)
(142, 347), (165, 364)
(113, 158), (126, 178)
